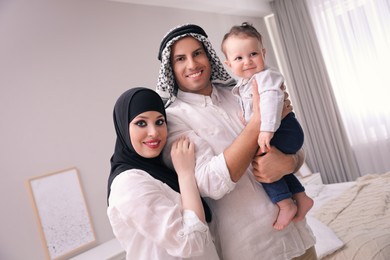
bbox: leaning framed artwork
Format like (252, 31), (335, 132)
(26, 167), (96, 260)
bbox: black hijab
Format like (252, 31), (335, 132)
(108, 87), (211, 222)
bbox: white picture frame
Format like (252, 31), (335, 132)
(26, 167), (96, 260)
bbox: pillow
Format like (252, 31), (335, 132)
(306, 216), (344, 259)
(296, 162), (313, 177)
(304, 184), (325, 199)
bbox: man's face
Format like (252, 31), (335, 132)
(170, 36), (213, 95)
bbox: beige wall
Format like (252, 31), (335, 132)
(0, 0), (276, 258)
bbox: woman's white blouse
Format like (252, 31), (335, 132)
(107, 169), (219, 260)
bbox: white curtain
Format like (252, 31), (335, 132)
(270, 0), (360, 183)
(306, 0), (390, 175)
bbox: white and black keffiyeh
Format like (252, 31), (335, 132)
(157, 24), (235, 107)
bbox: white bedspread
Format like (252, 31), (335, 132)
(313, 172), (390, 260)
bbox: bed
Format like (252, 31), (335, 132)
(304, 171), (390, 259)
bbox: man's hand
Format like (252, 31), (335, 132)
(252, 147), (303, 183)
(223, 79), (261, 182)
(281, 84), (293, 118)
(251, 79), (261, 122)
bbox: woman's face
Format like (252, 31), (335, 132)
(129, 111), (167, 158)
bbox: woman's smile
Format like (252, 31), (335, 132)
(143, 139), (162, 149)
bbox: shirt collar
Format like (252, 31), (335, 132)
(176, 85), (222, 106)
(237, 77), (250, 87)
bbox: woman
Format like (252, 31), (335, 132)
(107, 87), (218, 259)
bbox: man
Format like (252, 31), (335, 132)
(157, 24), (316, 260)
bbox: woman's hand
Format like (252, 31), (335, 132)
(170, 136), (195, 178)
(171, 136), (206, 222)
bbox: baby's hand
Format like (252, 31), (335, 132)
(258, 131), (274, 154)
(170, 136), (195, 178)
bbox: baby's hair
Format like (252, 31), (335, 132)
(221, 22), (263, 56)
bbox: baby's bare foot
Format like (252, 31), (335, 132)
(274, 199), (297, 231)
(293, 192), (314, 222)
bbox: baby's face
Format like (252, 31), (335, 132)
(224, 36), (266, 80)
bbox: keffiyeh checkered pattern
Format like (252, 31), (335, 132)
(156, 24), (234, 106)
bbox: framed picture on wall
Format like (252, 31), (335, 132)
(26, 167), (96, 260)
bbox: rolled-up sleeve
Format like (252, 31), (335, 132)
(108, 170), (212, 258)
(163, 108), (236, 199)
